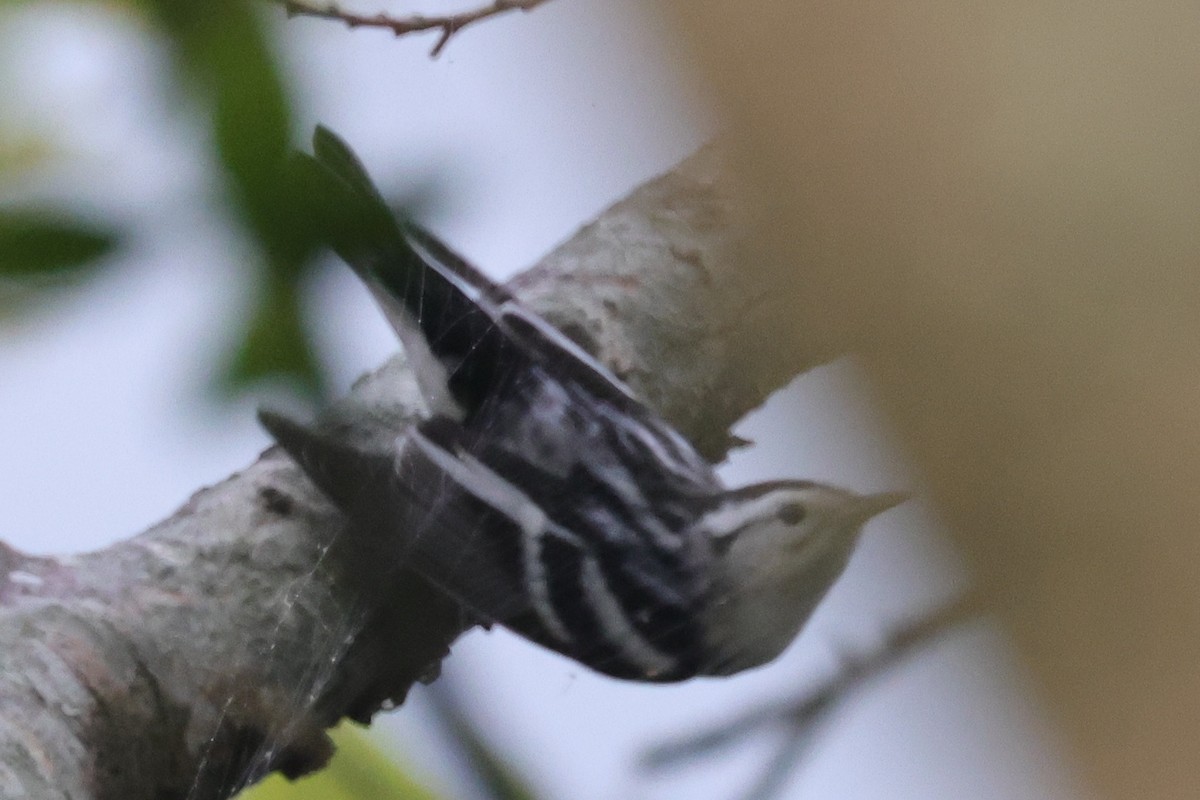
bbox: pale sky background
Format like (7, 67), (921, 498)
(0, 2), (1086, 798)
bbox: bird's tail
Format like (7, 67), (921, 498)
(294, 126), (518, 416)
(258, 409), (398, 519)
(258, 408), (530, 623)
(297, 125), (506, 312)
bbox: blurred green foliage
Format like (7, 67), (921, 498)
(1, 0), (322, 395)
(0, 125), (119, 308)
(0, 208), (117, 277)
(239, 725), (446, 800)
(138, 0), (324, 395)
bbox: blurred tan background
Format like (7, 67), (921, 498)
(664, 2), (1200, 798)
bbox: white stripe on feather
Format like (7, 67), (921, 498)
(580, 556), (678, 678)
(498, 302), (636, 400)
(523, 525), (573, 643)
(407, 430), (573, 642)
(364, 280), (463, 420)
(407, 236), (487, 303)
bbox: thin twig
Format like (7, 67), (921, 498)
(641, 596), (983, 777)
(276, 0), (555, 56)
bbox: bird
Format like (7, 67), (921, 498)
(259, 126), (906, 682)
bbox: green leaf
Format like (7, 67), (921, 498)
(221, 272), (322, 396)
(237, 724), (446, 800)
(139, 0), (316, 277)
(136, 0), (323, 393)
(0, 209), (117, 277)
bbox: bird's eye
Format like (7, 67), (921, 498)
(777, 502), (807, 525)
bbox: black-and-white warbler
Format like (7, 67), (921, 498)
(260, 128), (905, 682)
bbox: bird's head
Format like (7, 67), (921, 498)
(697, 480), (906, 675)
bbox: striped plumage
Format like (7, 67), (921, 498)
(260, 128), (903, 682)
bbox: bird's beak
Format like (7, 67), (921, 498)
(846, 491), (908, 526)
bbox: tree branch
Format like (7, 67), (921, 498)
(275, 0), (556, 56)
(0, 143), (832, 799)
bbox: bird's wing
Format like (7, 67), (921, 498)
(259, 406), (709, 680)
(425, 377), (716, 673)
(259, 408), (558, 623)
